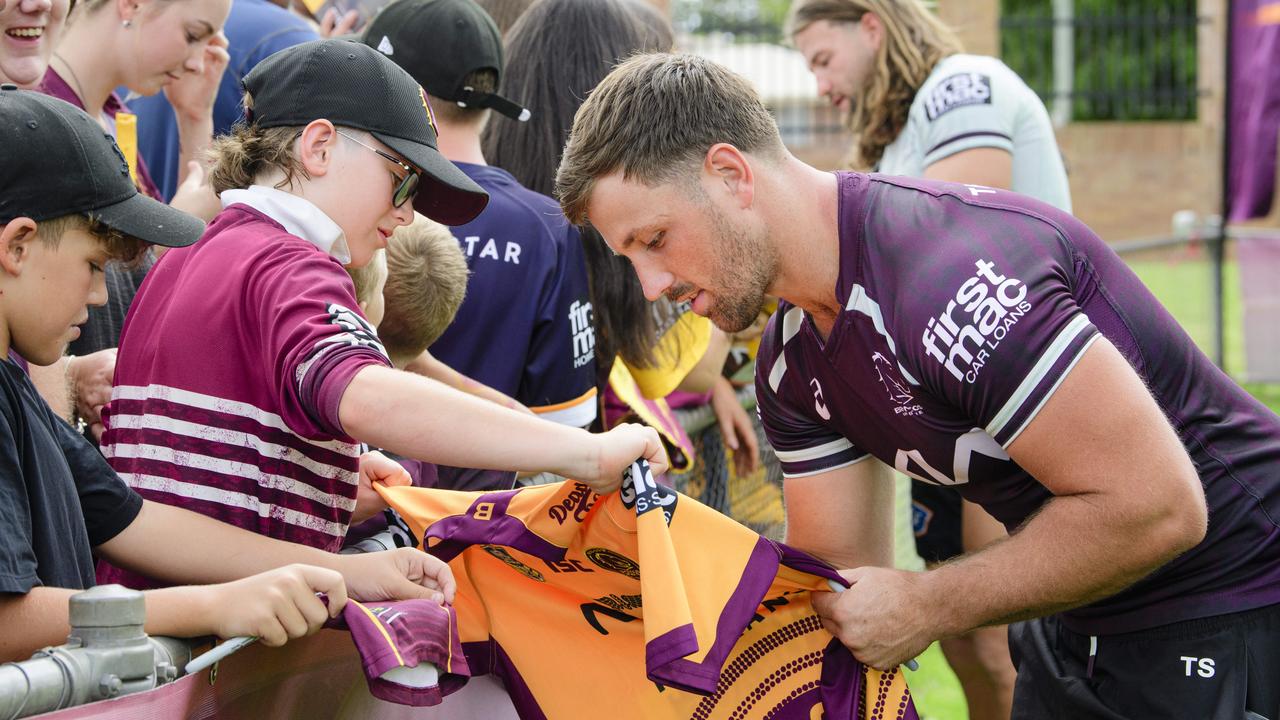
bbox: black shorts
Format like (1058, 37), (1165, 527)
(1009, 604), (1280, 720)
(910, 481), (963, 564)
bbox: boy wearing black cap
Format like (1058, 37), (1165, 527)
(98, 40), (666, 590)
(364, 1), (600, 492)
(0, 87), (459, 662)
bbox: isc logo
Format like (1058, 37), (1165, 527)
(921, 259), (1032, 384)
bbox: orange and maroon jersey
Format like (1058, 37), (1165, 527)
(376, 462), (918, 719)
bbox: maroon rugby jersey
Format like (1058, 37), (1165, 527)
(100, 197), (392, 569)
(756, 172), (1280, 634)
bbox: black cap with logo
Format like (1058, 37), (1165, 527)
(0, 86), (204, 247)
(362, 0), (531, 122)
(241, 39), (489, 226)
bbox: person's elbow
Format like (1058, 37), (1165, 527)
(1146, 462), (1208, 564)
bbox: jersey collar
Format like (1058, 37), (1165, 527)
(220, 185), (352, 264)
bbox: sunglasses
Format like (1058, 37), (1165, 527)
(337, 131), (421, 208)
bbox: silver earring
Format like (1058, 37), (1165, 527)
(122, 19), (132, 28)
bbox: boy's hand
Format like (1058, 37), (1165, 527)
(206, 564), (346, 647)
(585, 423), (669, 494)
(335, 548), (457, 605)
(353, 451), (411, 524)
(170, 162), (221, 223)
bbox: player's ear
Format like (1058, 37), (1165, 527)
(704, 143), (755, 210)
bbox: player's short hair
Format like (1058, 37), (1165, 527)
(784, 0), (961, 169)
(35, 213), (148, 266)
(556, 53), (787, 226)
(347, 248), (387, 309)
(206, 92), (310, 195)
(379, 215), (469, 365)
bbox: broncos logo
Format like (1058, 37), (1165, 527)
(871, 352), (915, 406)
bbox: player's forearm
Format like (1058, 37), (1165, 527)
(0, 587), (78, 662)
(340, 365), (598, 480)
(920, 491), (1204, 637)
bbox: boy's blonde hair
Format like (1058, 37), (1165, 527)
(347, 249), (388, 310)
(379, 215), (469, 365)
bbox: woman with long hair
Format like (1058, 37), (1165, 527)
(485, 0), (758, 474)
(46, 0), (229, 204)
(787, 1), (1075, 717)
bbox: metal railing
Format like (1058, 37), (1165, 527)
(0, 586), (194, 720)
(1000, 1), (1206, 122)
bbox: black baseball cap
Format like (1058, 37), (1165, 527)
(0, 87), (204, 248)
(242, 39), (489, 226)
(363, 0), (531, 122)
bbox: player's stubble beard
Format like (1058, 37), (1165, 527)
(696, 201), (777, 334)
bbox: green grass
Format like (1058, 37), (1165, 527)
(1126, 253), (1280, 413)
(893, 476), (969, 719)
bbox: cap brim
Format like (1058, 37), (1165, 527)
(375, 133), (489, 226)
(92, 192), (205, 248)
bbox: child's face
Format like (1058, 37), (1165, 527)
(315, 132), (416, 268)
(1, 224), (108, 365)
(0, 0), (70, 88)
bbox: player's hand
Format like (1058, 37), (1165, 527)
(335, 547), (456, 605)
(352, 451), (411, 524)
(585, 423), (669, 494)
(811, 566), (936, 670)
(710, 376), (759, 477)
(204, 564), (345, 647)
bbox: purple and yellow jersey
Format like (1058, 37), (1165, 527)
(756, 172), (1280, 635)
(376, 463), (918, 719)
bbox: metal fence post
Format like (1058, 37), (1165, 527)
(1052, 0), (1074, 127)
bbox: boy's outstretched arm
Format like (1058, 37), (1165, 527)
(339, 365), (668, 494)
(0, 566), (344, 663)
(97, 500), (456, 605)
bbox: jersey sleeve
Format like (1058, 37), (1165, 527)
(520, 221), (598, 427)
(247, 241), (393, 441)
(914, 62), (1017, 169)
(754, 306), (868, 478)
(888, 187), (1100, 449)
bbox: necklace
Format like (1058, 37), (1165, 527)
(51, 52), (93, 111)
